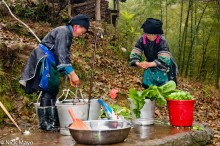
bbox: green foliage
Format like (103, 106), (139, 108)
(0, 43), (38, 124)
(116, 10), (141, 50)
(0, 100), (13, 124)
(103, 24), (132, 61)
(13, 2), (47, 21)
(74, 37), (86, 47)
(0, 96), (13, 124)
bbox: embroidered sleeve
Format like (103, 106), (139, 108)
(152, 38), (172, 71)
(129, 38), (143, 66)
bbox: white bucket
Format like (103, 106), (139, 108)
(34, 90), (101, 135)
(56, 99), (88, 135)
(128, 98), (155, 125)
(88, 99), (101, 120)
(56, 99), (101, 135)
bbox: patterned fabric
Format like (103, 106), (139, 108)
(129, 47), (142, 66)
(142, 68), (168, 89)
(155, 51), (171, 72)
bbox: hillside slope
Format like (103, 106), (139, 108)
(0, 17), (219, 145)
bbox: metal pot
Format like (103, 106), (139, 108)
(69, 120), (131, 145)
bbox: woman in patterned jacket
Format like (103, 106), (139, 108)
(130, 18), (178, 89)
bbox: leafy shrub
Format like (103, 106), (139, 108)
(13, 2), (47, 21)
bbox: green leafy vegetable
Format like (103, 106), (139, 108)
(128, 81), (194, 118)
(158, 80), (177, 94)
(145, 85), (167, 106)
(193, 125), (204, 131)
(128, 88), (148, 118)
(167, 91), (194, 100)
(111, 104), (132, 119)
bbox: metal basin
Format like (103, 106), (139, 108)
(69, 120), (131, 145)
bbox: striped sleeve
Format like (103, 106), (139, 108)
(129, 37), (143, 66)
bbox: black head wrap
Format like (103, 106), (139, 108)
(68, 14), (90, 31)
(141, 18), (163, 34)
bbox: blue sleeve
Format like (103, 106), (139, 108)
(64, 66), (74, 75)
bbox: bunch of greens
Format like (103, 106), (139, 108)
(167, 91), (193, 100)
(128, 81), (180, 118)
(128, 88), (148, 118)
(111, 105), (132, 119)
(148, 80), (177, 106)
(99, 104), (132, 119)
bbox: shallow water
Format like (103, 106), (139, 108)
(0, 123), (191, 146)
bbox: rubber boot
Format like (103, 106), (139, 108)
(37, 107), (50, 131)
(37, 106), (59, 131)
(47, 106), (60, 130)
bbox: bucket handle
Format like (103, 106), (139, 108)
(56, 88), (86, 103)
(73, 88), (86, 103)
(56, 89), (75, 103)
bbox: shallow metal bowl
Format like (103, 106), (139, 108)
(69, 120), (131, 145)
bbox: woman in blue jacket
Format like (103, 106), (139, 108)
(130, 18), (177, 89)
(19, 14), (90, 131)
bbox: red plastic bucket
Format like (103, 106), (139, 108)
(167, 99), (195, 126)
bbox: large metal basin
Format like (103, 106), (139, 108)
(69, 120), (131, 145)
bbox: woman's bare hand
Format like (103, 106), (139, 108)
(68, 71), (80, 87)
(136, 61), (157, 69)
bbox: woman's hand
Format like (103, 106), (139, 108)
(136, 62), (144, 69)
(136, 61), (157, 69)
(68, 71), (80, 87)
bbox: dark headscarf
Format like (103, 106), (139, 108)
(141, 18), (163, 34)
(68, 14), (90, 31)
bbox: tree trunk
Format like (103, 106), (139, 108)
(190, 0), (197, 78)
(165, 0), (168, 37)
(198, 27), (212, 81)
(185, 1), (209, 77)
(178, 0), (184, 68)
(68, 0), (72, 17)
(95, 0), (101, 21)
(188, 0), (193, 78)
(160, 0), (163, 21)
(180, 0), (192, 75)
(216, 19), (220, 89)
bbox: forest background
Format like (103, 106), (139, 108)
(116, 0), (220, 88)
(0, 0), (220, 144)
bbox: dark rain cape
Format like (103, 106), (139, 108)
(19, 25), (73, 94)
(130, 35), (178, 88)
